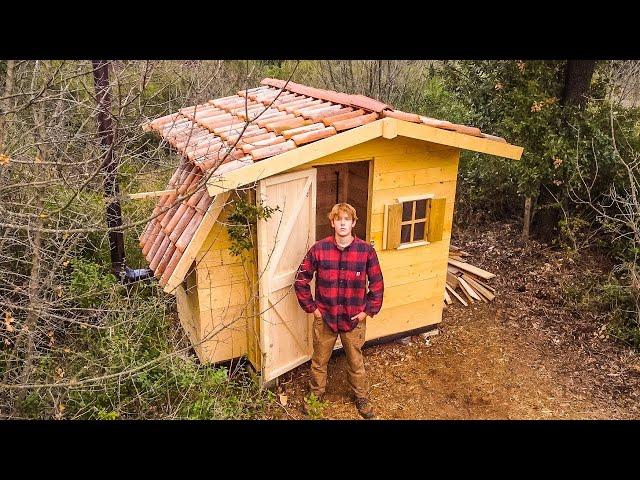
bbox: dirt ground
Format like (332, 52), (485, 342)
(273, 221), (640, 420)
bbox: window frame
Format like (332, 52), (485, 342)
(384, 193), (435, 250)
(398, 194), (434, 248)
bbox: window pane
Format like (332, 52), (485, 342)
(415, 199), (427, 219)
(401, 224), (411, 243)
(413, 221), (425, 241)
(402, 201), (413, 221)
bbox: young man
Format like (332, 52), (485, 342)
(294, 203), (384, 419)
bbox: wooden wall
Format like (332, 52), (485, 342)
(177, 193), (257, 364)
(287, 136), (460, 341)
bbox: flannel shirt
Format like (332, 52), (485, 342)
(294, 235), (384, 333)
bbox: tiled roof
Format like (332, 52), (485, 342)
(140, 78), (507, 287)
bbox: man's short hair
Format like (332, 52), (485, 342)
(327, 203), (358, 222)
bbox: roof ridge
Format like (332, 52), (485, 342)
(260, 78), (390, 113)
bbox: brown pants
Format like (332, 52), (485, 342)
(309, 316), (368, 400)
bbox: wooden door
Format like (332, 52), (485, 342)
(256, 168), (317, 383)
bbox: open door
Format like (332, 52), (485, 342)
(256, 168), (317, 384)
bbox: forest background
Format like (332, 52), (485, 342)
(1, 59), (639, 419)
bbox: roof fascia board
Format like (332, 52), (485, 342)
(395, 119), (524, 160)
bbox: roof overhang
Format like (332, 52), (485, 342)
(206, 118), (523, 196)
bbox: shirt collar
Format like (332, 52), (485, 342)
(331, 234), (357, 250)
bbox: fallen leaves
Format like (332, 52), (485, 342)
(4, 311), (15, 332)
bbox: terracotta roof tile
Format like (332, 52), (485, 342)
(264, 117), (311, 133)
(450, 124), (482, 137)
(481, 133), (507, 143)
(291, 126), (337, 146)
(142, 78), (509, 285)
(321, 108), (365, 126)
(149, 235), (171, 270)
(331, 112), (379, 131)
(240, 135), (286, 153)
(250, 139), (296, 161)
(159, 247), (183, 286)
(382, 109), (421, 123)
(281, 122), (325, 139)
(168, 206), (198, 243)
(154, 244), (176, 277)
(175, 211), (204, 252)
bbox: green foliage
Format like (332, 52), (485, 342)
(413, 60), (640, 234)
(9, 286), (277, 419)
(69, 259), (118, 308)
(227, 196), (280, 257)
(563, 271), (640, 349)
(303, 393), (328, 419)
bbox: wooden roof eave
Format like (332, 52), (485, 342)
(206, 118), (523, 196)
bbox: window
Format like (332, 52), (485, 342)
(400, 198), (428, 244)
(383, 195), (446, 250)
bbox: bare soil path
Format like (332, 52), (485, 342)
(274, 221), (640, 420)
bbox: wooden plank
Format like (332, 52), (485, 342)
(128, 189), (178, 200)
(383, 260), (440, 288)
(445, 284), (468, 307)
(463, 274), (496, 301)
(457, 279), (475, 304)
(427, 197), (446, 242)
(385, 203), (402, 249)
(446, 271), (460, 288)
(366, 295), (443, 340)
(457, 276), (483, 302)
(444, 288), (452, 305)
(382, 275), (445, 310)
(472, 276), (496, 294)
(207, 118), (522, 196)
(447, 258), (496, 280)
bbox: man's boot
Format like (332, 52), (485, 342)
(355, 397), (375, 419)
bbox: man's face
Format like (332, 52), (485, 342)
(331, 212), (356, 238)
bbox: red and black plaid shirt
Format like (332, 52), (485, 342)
(294, 235), (384, 333)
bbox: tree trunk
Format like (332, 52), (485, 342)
(0, 59), (16, 151)
(531, 60), (597, 243)
(92, 60), (125, 279)
(561, 60), (597, 108)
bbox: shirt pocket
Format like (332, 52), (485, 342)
(346, 269), (365, 284)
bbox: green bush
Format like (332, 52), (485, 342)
(69, 259), (118, 308)
(21, 286), (279, 419)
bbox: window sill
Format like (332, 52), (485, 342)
(397, 240), (430, 250)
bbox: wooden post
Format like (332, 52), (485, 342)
(522, 196), (532, 241)
(92, 60), (126, 279)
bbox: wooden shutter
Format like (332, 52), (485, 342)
(385, 203), (402, 249)
(427, 198), (446, 242)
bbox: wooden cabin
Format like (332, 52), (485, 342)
(138, 78), (523, 384)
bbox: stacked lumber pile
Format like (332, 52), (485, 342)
(444, 245), (496, 307)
